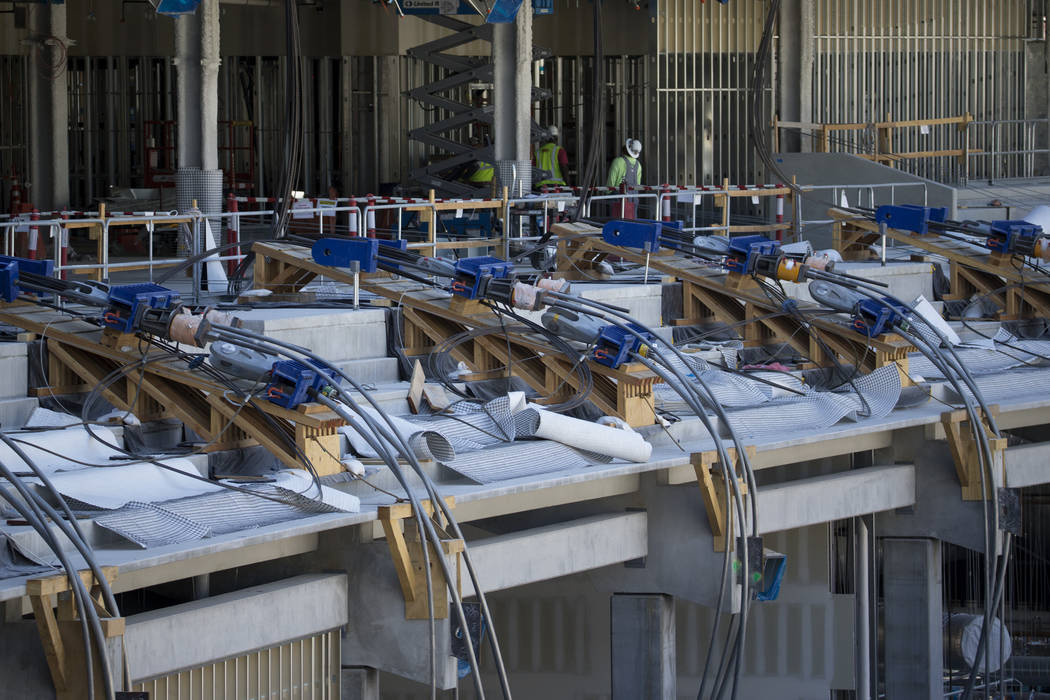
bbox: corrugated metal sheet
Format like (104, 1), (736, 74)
(133, 629), (340, 700)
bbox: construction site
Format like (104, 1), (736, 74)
(5, 1), (1050, 698)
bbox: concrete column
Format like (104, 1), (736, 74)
(27, 1), (69, 211)
(610, 593), (675, 700)
(883, 538), (942, 700)
(340, 666), (379, 700)
(776, 0), (814, 153)
(175, 10), (203, 169)
(377, 56), (401, 186)
(174, 0), (222, 234)
(199, 0), (220, 172)
(493, 2), (533, 194)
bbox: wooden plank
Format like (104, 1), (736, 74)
(407, 360), (426, 414)
(27, 566), (119, 598)
(29, 594), (66, 692)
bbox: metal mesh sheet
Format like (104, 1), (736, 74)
(439, 439), (604, 484)
(404, 395), (523, 453)
(907, 333), (1050, 379)
(91, 480), (344, 549)
(722, 364), (901, 440)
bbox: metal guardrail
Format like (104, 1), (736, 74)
(0, 180), (947, 301)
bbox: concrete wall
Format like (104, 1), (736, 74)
(379, 525), (851, 699)
(774, 152), (958, 249)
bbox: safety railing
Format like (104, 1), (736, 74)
(794, 181), (929, 229)
(962, 117), (1050, 185)
(0, 180), (951, 303)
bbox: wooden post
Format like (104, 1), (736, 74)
(877, 112), (893, 166)
(720, 178), (730, 232)
(428, 189), (437, 258)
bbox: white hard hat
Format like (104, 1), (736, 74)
(548, 125), (559, 139)
(625, 138), (642, 158)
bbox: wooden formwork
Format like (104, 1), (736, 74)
(0, 305), (345, 476)
(554, 225), (912, 373)
(830, 208), (1050, 318)
(251, 241), (660, 426)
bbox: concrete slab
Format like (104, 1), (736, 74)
(332, 357), (401, 385)
(237, 307), (389, 362)
(956, 178), (1050, 220)
(0, 342), (28, 400)
(515, 282), (664, 328)
(1005, 441), (1050, 489)
(0, 397), (38, 429)
(781, 261), (934, 306)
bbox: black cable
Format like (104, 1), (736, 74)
(205, 324), (512, 698)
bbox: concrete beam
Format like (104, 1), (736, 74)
(125, 573), (347, 682)
(461, 512), (647, 597)
(877, 437), (998, 554)
(1005, 441), (1050, 489)
(756, 464), (915, 534)
(340, 541), (458, 689)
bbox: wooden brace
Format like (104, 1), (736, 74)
(378, 497), (465, 619)
(27, 566), (123, 698)
(940, 406), (1008, 501)
(692, 446), (757, 552)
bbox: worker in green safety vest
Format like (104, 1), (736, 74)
(461, 136), (494, 187)
(607, 137), (642, 218)
(533, 126), (569, 188)
(467, 161), (494, 184)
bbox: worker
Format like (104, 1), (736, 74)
(534, 126), (569, 188)
(462, 136), (494, 188)
(607, 138), (642, 218)
(467, 160), (494, 186)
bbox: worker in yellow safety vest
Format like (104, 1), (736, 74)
(462, 136), (494, 186)
(467, 161), (494, 184)
(607, 138), (642, 218)
(533, 126), (569, 188)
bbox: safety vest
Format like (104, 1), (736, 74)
(535, 142), (566, 186)
(468, 161), (494, 183)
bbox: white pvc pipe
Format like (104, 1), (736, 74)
(525, 406), (652, 463)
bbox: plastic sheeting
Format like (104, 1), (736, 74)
(908, 328), (1050, 379)
(438, 440), (608, 485)
(0, 426), (123, 474)
(0, 533), (55, 580)
(39, 459), (220, 509)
